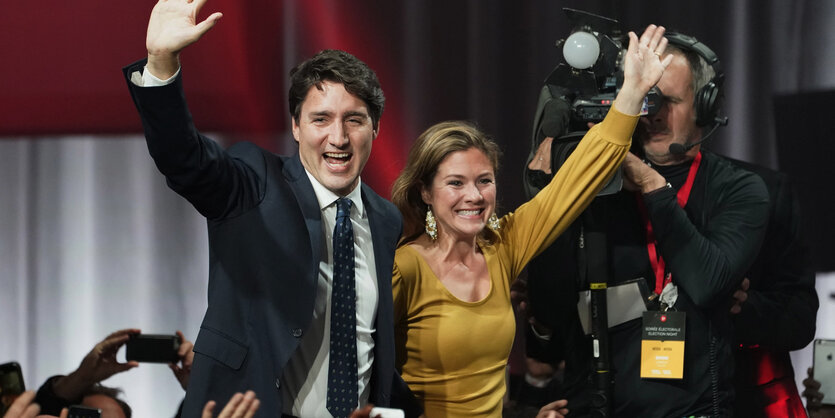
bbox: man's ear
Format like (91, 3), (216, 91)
(372, 120), (381, 140)
(291, 118), (300, 143)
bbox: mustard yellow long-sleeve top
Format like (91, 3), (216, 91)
(392, 108), (638, 417)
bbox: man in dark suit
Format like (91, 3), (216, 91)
(123, 1), (412, 416)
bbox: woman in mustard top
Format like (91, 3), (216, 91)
(390, 25), (673, 417)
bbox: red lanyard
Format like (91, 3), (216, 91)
(635, 152), (702, 295)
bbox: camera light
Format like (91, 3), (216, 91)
(563, 31), (600, 70)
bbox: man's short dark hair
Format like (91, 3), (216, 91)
(288, 49), (385, 130)
(83, 384), (132, 418)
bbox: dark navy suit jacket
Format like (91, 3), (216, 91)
(124, 60), (408, 417)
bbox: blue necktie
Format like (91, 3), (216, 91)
(327, 198), (358, 417)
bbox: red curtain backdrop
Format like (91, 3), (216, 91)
(3, 0), (833, 207)
(0, 1), (411, 194)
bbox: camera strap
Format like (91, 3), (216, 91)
(635, 151), (702, 296)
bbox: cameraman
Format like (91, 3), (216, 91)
(524, 32), (769, 417)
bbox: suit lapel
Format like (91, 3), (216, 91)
(284, 154), (323, 278)
(362, 184), (399, 294)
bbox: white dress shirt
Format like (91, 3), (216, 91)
(280, 172), (378, 417)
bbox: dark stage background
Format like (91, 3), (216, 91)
(3, 0), (834, 209)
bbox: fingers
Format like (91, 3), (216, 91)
(176, 330), (195, 365)
(527, 137), (554, 173)
(349, 404), (375, 418)
(647, 25), (666, 52)
(661, 53), (674, 68)
(4, 390), (40, 418)
(626, 31), (639, 54)
(216, 391), (259, 418)
(741, 277), (750, 291)
(631, 25), (672, 66)
(202, 400), (216, 418)
(537, 399), (569, 418)
(194, 12), (224, 37)
(103, 328), (142, 343)
(638, 24), (659, 48)
(218, 393), (243, 416)
(60, 407), (69, 418)
(805, 375), (822, 391)
(100, 328), (140, 354)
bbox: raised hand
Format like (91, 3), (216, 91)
(614, 24), (674, 115)
(145, 0), (223, 79)
(51, 328), (140, 401)
(169, 330), (195, 390)
(75, 328), (140, 383)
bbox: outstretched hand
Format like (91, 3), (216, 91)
(51, 328), (140, 401)
(146, 0), (223, 79)
(75, 328), (140, 384)
(614, 24), (674, 116)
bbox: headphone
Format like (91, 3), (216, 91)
(664, 32), (725, 127)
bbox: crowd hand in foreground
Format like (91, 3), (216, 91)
(804, 367), (835, 418)
(169, 330), (195, 390)
(50, 328), (141, 401)
(536, 399), (569, 418)
(202, 391), (260, 418)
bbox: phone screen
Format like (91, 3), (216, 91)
(126, 334), (180, 363)
(0, 362), (25, 415)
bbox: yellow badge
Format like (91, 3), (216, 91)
(640, 311), (685, 379)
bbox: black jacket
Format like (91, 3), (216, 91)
(527, 151), (769, 417)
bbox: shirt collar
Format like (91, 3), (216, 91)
(303, 169), (365, 217)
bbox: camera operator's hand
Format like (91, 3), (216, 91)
(51, 329), (141, 401)
(803, 367), (835, 417)
(729, 278), (750, 314)
(169, 330), (195, 390)
(621, 152), (668, 193)
(613, 24), (673, 116)
(527, 137), (554, 174)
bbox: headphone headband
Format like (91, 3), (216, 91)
(664, 32), (724, 126)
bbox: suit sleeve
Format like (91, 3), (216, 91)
(123, 59), (265, 220)
(643, 168), (770, 308)
(733, 174), (818, 350)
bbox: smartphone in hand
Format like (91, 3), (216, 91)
(126, 333), (181, 363)
(0, 361), (25, 415)
(814, 339), (835, 405)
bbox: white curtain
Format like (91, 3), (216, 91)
(0, 136), (210, 417)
